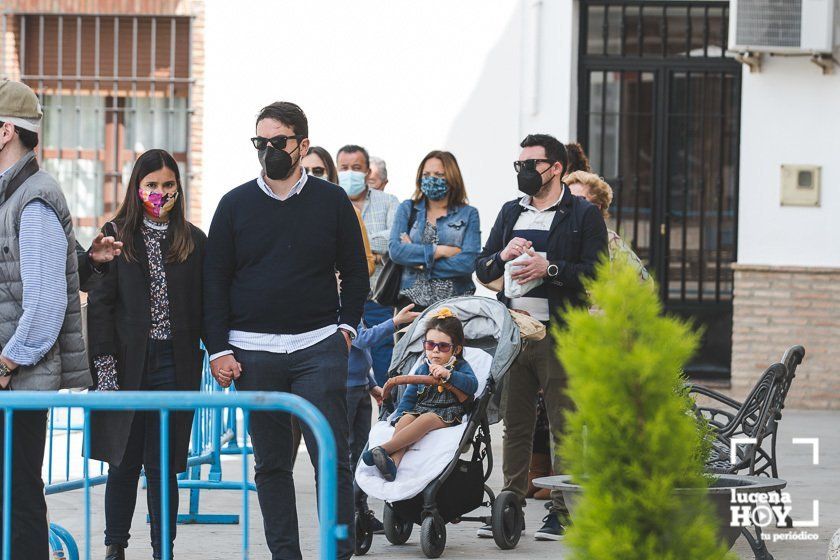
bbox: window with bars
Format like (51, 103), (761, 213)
(9, 13), (192, 246)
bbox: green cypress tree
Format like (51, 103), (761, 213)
(555, 257), (734, 560)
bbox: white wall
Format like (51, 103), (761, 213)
(202, 0), (578, 243)
(737, 55), (840, 268)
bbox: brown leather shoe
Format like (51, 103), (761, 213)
(105, 545), (125, 560)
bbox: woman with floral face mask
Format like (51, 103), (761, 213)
(86, 149), (206, 560)
(388, 150), (480, 311)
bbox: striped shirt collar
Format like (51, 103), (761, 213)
(256, 167), (308, 201)
(519, 185), (566, 213)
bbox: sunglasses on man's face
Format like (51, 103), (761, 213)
(305, 166), (327, 178)
(513, 159), (554, 173)
(423, 340), (454, 353)
(250, 135), (305, 151)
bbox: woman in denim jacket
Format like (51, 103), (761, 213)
(389, 150), (481, 311)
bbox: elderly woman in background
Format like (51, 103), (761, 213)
(565, 170), (650, 282)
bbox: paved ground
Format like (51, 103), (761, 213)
(46, 409), (840, 559)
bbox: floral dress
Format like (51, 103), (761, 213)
(95, 218), (172, 390)
(400, 221), (472, 307)
(392, 358), (479, 425)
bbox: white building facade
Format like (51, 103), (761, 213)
(202, 0), (840, 408)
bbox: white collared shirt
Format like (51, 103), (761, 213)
(256, 166), (308, 201)
(508, 186), (566, 322)
(207, 166), (355, 363)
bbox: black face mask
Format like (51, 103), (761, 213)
(259, 144), (300, 180)
(517, 166), (551, 196)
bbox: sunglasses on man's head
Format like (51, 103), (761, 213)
(305, 166), (327, 178)
(250, 135), (305, 151)
(513, 159), (554, 173)
(423, 340), (454, 353)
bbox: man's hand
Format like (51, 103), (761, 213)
(340, 329), (352, 351)
(429, 364), (449, 380)
(434, 245), (461, 260)
(510, 249), (549, 284)
(500, 237), (533, 262)
(209, 354), (242, 389)
(369, 385), (383, 406)
(393, 303), (420, 327)
(88, 232), (124, 265)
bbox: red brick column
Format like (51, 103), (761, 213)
(731, 264), (840, 409)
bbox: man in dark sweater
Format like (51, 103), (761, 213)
(203, 102), (368, 560)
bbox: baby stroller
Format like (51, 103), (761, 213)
(354, 296), (526, 558)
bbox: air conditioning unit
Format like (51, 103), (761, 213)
(729, 0), (835, 53)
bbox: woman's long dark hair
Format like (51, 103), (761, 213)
(112, 149), (194, 264)
(306, 145), (339, 183)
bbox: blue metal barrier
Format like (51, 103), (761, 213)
(2, 391), (347, 560)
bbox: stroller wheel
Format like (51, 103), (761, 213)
(354, 511), (374, 555)
(491, 490), (523, 550)
(420, 515), (446, 558)
(383, 503), (413, 545)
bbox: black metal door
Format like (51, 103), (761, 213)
(578, 1), (741, 379)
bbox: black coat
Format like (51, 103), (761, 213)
(86, 223), (206, 472)
(474, 189), (608, 324)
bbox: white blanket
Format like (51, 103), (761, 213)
(355, 347), (492, 503)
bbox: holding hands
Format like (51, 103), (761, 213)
(210, 354), (243, 388)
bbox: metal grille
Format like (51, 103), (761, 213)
(2, 12), (193, 246)
(735, 0), (802, 48)
(579, 0), (742, 379)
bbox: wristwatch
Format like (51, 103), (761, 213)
(0, 361), (14, 378)
(339, 327), (356, 341)
(547, 263), (559, 278)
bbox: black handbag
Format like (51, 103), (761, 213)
(371, 206), (418, 307)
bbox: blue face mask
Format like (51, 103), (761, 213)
(338, 170), (367, 197)
(421, 176), (448, 201)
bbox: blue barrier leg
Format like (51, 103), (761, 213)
(83, 410), (91, 560)
(3, 410), (13, 560)
(161, 409), (171, 560)
(50, 523), (79, 560)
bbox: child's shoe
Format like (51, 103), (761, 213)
(362, 448), (375, 466)
(370, 447), (398, 481)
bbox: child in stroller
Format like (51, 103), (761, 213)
(354, 296), (530, 558)
(363, 307), (478, 482)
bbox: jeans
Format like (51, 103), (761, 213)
(0, 408), (49, 559)
(501, 335), (573, 517)
(346, 384), (372, 509)
(364, 300), (395, 387)
(234, 331), (355, 560)
(104, 339), (179, 559)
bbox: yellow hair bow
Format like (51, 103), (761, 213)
(433, 307), (455, 320)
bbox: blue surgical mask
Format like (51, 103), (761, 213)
(421, 176), (448, 201)
(338, 170), (367, 197)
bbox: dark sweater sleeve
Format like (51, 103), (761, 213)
(336, 192), (369, 329)
(203, 196), (236, 356)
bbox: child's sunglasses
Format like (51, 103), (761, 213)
(423, 340), (453, 353)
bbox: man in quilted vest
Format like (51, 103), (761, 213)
(0, 79), (92, 559)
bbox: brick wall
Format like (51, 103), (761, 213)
(731, 264), (840, 409)
(187, 0), (204, 225)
